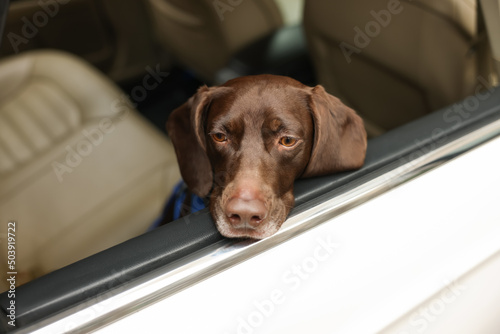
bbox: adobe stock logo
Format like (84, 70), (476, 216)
(51, 119), (115, 182)
(226, 236), (341, 334)
(51, 64), (168, 182)
(7, 0), (70, 53)
(339, 0), (404, 63)
(213, 0), (244, 21)
(398, 279), (467, 334)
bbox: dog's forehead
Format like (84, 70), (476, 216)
(208, 79), (309, 127)
(222, 74), (306, 89)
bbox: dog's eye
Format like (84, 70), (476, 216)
(212, 133), (227, 142)
(279, 136), (297, 147)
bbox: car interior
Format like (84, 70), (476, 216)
(1, 0), (500, 331)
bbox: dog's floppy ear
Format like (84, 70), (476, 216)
(167, 86), (214, 197)
(302, 85), (367, 177)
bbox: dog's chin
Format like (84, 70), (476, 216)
(215, 220), (282, 239)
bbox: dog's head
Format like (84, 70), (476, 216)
(167, 75), (366, 239)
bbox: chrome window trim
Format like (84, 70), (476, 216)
(26, 118), (500, 334)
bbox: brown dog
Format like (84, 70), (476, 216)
(167, 74), (366, 239)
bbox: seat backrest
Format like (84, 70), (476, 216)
(0, 51), (180, 287)
(304, 0), (478, 135)
(147, 0), (283, 82)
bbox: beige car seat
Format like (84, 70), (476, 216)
(0, 50), (180, 289)
(147, 0), (283, 83)
(304, 0), (484, 136)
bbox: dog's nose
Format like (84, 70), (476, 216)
(225, 196), (267, 229)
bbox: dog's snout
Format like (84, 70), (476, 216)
(225, 194), (267, 229)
